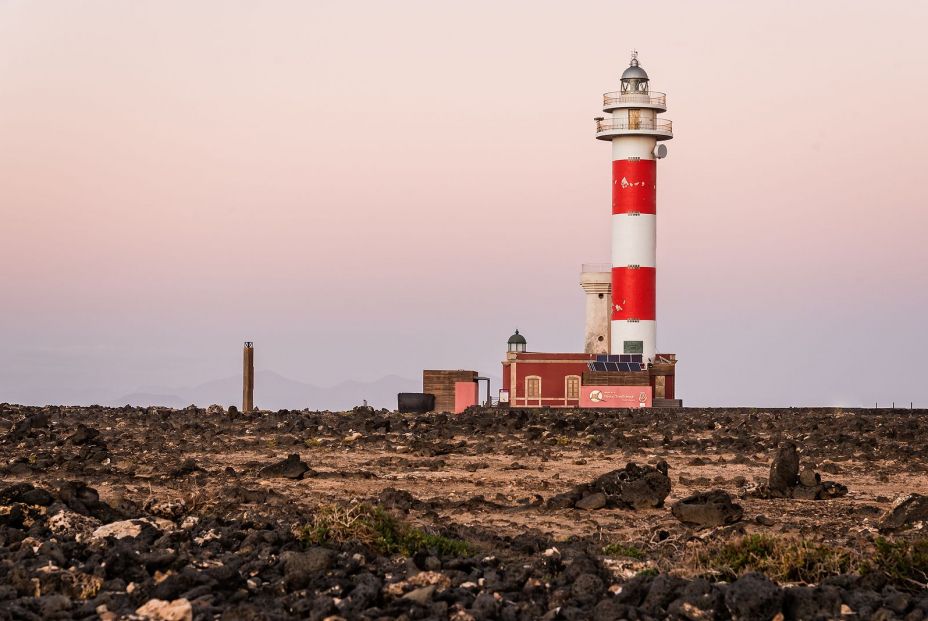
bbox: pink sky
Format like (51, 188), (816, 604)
(2, 1), (927, 407)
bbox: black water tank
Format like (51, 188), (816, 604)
(398, 393), (435, 413)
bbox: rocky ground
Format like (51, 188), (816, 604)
(1, 404), (927, 620)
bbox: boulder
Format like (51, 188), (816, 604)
(259, 453), (310, 479)
(798, 467), (819, 488)
(68, 424), (100, 445)
(818, 481), (848, 499)
(280, 548), (336, 590)
(91, 518), (170, 541)
(0, 482), (54, 506)
(768, 441), (799, 496)
(671, 490), (743, 528)
(879, 493), (928, 532)
(592, 461), (671, 509)
(47, 510), (101, 542)
(724, 573), (784, 621)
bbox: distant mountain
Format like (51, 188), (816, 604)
(110, 371), (421, 411)
(110, 392), (189, 409)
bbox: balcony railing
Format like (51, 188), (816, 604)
(595, 118), (673, 134)
(603, 91), (666, 108)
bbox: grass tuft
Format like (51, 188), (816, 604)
(863, 538), (928, 590)
(694, 534), (852, 584)
(300, 501), (470, 557)
(692, 534), (928, 591)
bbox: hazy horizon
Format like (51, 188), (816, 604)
(2, 1), (927, 409)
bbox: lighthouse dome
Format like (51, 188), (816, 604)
(621, 61), (649, 81)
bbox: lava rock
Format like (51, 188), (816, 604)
(592, 461), (672, 509)
(783, 585), (842, 621)
(259, 453), (311, 479)
(280, 547), (336, 590)
(724, 573), (784, 621)
(68, 424), (100, 445)
(768, 441), (800, 496)
(818, 480), (848, 499)
(0, 482), (54, 506)
(671, 489), (744, 528)
(879, 493), (928, 532)
(575, 492), (607, 510)
(799, 467), (820, 488)
(6, 412), (50, 441)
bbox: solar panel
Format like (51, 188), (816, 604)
(630, 354), (643, 363)
(607, 362), (620, 372)
(619, 354), (631, 363)
(595, 355), (608, 362)
(595, 362), (609, 372)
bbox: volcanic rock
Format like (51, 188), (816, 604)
(402, 584), (436, 606)
(68, 423), (100, 445)
(592, 461), (672, 509)
(799, 467), (820, 487)
(6, 412), (50, 441)
(818, 480), (848, 499)
(281, 547), (336, 589)
(724, 573), (784, 621)
(135, 598), (193, 621)
(91, 518), (169, 541)
(768, 441), (800, 496)
(259, 453), (311, 479)
(576, 492), (607, 510)
(879, 493), (928, 532)
(47, 509), (101, 541)
(671, 490), (744, 528)
(0, 482), (54, 506)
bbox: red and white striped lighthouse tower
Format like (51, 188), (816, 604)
(595, 52), (673, 363)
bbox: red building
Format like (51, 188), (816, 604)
(502, 350), (593, 408)
(500, 330), (677, 408)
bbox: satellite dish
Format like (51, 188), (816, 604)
(654, 144), (668, 159)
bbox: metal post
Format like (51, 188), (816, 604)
(243, 342), (254, 412)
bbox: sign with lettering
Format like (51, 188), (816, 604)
(579, 385), (652, 408)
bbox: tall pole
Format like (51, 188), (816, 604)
(243, 341), (254, 412)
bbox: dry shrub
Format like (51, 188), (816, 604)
(301, 501), (469, 557)
(684, 534), (928, 591)
(689, 534), (853, 584)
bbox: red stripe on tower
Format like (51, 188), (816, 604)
(611, 267), (656, 320)
(612, 159), (656, 215)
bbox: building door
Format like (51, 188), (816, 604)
(525, 376), (541, 407)
(628, 109), (640, 130)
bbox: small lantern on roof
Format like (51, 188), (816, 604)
(507, 329), (527, 353)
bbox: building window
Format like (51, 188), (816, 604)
(565, 376), (580, 400)
(526, 376), (541, 399)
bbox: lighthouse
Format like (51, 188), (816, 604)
(595, 52), (672, 363)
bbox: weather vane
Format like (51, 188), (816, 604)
(630, 49), (638, 66)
